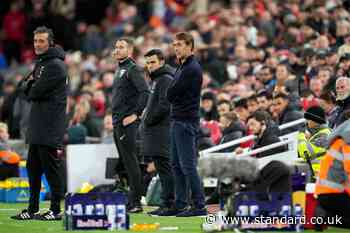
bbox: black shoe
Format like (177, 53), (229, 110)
(38, 210), (62, 221)
(128, 206), (143, 213)
(176, 207), (207, 217)
(10, 209), (41, 220)
(157, 207), (186, 216)
(147, 207), (163, 216)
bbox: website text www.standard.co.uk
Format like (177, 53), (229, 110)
(205, 214), (342, 226)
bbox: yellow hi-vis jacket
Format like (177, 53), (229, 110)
(298, 126), (331, 172)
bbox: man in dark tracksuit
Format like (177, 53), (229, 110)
(12, 26), (68, 221)
(141, 49), (175, 215)
(163, 32), (206, 217)
(112, 38), (149, 213)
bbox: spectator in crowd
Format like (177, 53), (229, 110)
(219, 111), (246, 152)
(101, 111), (114, 144)
(200, 91), (219, 121)
(246, 94), (259, 115)
(141, 49), (174, 216)
(65, 103), (88, 145)
(298, 106), (331, 175)
(235, 110), (285, 158)
(234, 98), (250, 124)
(164, 32), (206, 217)
(333, 76), (350, 128)
(217, 99), (231, 118)
(111, 37), (149, 213)
(0, 122), (20, 180)
(12, 26), (67, 221)
(272, 93), (304, 135)
(235, 111), (291, 193)
(319, 92), (338, 128)
(2, 1), (26, 65)
(256, 90), (272, 112)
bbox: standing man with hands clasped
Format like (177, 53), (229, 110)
(160, 32), (207, 217)
(111, 37), (149, 213)
(141, 49), (175, 216)
(12, 26), (68, 221)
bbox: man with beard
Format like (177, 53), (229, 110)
(333, 76), (350, 128)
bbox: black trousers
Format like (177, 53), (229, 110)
(318, 193), (350, 228)
(253, 161), (292, 193)
(27, 144), (64, 214)
(153, 156), (175, 208)
(113, 122), (142, 207)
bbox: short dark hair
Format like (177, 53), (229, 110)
(222, 111), (238, 122)
(33, 26), (54, 46)
(257, 90), (272, 99)
(116, 37), (134, 47)
(247, 94), (258, 103)
(247, 110), (270, 123)
(144, 49), (165, 61)
(234, 98), (248, 109)
(174, 32), (194, 50)
(273, 92), (290, 101)
(218, 99), (231, 107)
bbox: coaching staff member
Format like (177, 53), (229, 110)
(112, 37), (149, 213)
(163, 32), (206, 217)
(12, 26), (68, 221)
(141, 49), (175, 215)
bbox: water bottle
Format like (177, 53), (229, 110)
(236, 205), (249, 216)
(116, 204), (126, 230)
(294, 204), (304, 232)
(250, 205), (259, 217)
(106, 205), (117, 231)
(279, 205), (291, 216)
(95, 203), (105, 215)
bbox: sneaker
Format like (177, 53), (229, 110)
(156, 208), (186, 216)
(38, 210), (62, 221)
(176, 207), (207, 217)
(128, 206), (143, 214)
(10, 209), (41, 220)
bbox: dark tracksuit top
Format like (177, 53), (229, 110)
(112, 58), (149, 126)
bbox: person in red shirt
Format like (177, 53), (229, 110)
(2, 2), (26, 64)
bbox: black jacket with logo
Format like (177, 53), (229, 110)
(21, 47), (68, 148)
(112, 58), (149, 125)
(141, 65), (174, 157)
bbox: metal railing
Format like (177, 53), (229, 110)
(199, 118), (305, 156)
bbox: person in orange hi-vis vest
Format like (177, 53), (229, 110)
(0, 122), (20, 180)
(315, 119), (350, 228)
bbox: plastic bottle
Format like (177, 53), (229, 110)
(294, 204), (304, 232)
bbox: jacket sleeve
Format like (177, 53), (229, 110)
(144, 77), (172, 126)
(28, 62), (66, 101)
(166, 68), (197, 102)
(128, 66), (149, 116)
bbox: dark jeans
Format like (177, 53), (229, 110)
(170, 120), (205, 209)
(27, 144), (64, 214)
(113, 122), (142, 207)
(318, 193), (350, 228)
(153, 156), (175, 208)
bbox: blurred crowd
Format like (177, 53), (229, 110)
(0, 0), (350, 150)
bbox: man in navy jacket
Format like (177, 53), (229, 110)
(161, 32), (206, 217)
